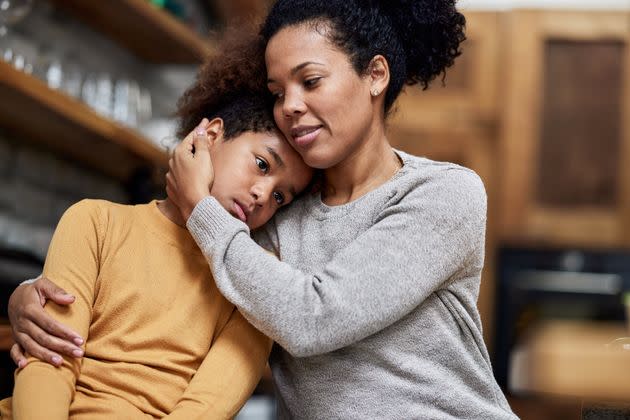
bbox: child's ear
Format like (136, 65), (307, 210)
(205, 118), (225, 146)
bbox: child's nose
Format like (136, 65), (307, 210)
(251, 181), (273, 206)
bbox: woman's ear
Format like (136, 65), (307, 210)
(205, 118), (225, 146)
(368, 55), (390, 99)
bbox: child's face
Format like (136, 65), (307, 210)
(209, 130), (314, 229)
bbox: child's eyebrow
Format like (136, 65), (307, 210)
(266, 146), (285, 168)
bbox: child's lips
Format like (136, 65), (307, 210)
(232, 201), (248, 223)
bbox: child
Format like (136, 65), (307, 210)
(0, 88), (313, 418)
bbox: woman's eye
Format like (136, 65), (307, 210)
(256, 157), (269, 173)
(272, 91), (284, 100)
(273, 191), (285, 205)
(304, 78), (320, 88)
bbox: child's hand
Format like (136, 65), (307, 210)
(166, 119), (214, 221)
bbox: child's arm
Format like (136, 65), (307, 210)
(12, 200), (100, 420)
(164, 309), (272, 420)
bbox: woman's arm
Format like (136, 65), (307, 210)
(184, 169), (487, 357)
(12, 200), (100, 419)
(164, 310), (272, 420)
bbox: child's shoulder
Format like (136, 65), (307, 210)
(60, 199), (138, 230)
(65, 198), (129, 216)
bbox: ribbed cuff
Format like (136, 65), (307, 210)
(186, 196), (249, 246)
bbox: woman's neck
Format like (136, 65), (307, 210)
(157, 198), (187, 227)
(321, 130), (402, 206)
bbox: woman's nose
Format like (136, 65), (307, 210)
(282, 89), (306, 117)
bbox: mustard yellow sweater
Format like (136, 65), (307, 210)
(0, 200), (271, 419)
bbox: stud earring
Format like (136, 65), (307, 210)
(371, 89), (380, 96)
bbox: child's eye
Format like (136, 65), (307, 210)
(271, 91), (284, 101)
(256, 157), (269, 174)
(273, 191), (285, 205)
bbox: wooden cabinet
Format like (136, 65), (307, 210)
(500, 11), (630, 248)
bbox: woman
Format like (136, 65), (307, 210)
(8, 0), (518, 418)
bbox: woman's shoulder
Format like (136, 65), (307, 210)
(396, 150), (486, 197)
(388, 151), (487, 223)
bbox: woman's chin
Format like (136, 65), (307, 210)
(302, 152), (333, 170)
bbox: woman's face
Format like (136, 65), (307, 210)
(266, 23), (376, 169)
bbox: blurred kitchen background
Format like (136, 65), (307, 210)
(1, 0), (630, 419)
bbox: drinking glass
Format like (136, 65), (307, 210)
(0, 0), (33, 67)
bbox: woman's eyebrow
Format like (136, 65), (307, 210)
(267, 61), (325, 83)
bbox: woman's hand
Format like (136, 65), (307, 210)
(166, 119), (215, 222)
(8, 277), (84, 367)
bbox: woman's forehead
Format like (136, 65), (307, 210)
(266, 24), (335, 66)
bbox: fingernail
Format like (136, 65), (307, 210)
(72, 349), (84, 357)
(17, 359), (26, 369)
(73, 337), (84, 346)
(195, 128), (206, 136)
(52, 355), (62, 364)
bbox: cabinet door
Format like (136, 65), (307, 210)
(500, 11), (630, 247)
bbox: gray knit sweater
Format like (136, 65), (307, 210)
(187, 151), (517, 419)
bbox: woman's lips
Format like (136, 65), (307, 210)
(292, 126), (322, 148)
(232, 201), (247, 223)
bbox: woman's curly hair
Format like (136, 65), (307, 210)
(176, 25), (275, 140)
(261, 0), (466, 114)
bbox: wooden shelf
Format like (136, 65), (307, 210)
(0, 61), (168, 180)
(48, 0), (214, 63)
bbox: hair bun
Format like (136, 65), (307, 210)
(373, 0), (466, 88)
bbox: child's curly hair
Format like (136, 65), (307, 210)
(176, 25), (275, 140)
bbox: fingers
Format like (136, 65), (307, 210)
(37, 277), (75, 306)
(193, 127), (210, 153)
(177, 118), (208, 155)
(14, 330), (64, 366)
(25, 301), (83, 346)
(10, 343), (27, 368)
(14, 315), (84, 364)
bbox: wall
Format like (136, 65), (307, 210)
(460, 0), (630, 9)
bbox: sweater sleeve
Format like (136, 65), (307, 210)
(164, 310), (272, 420)
(187, 168), (487, 357)
(12, 200), (100, 420)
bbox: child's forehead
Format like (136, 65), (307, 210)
(233, 130), (289, 151)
